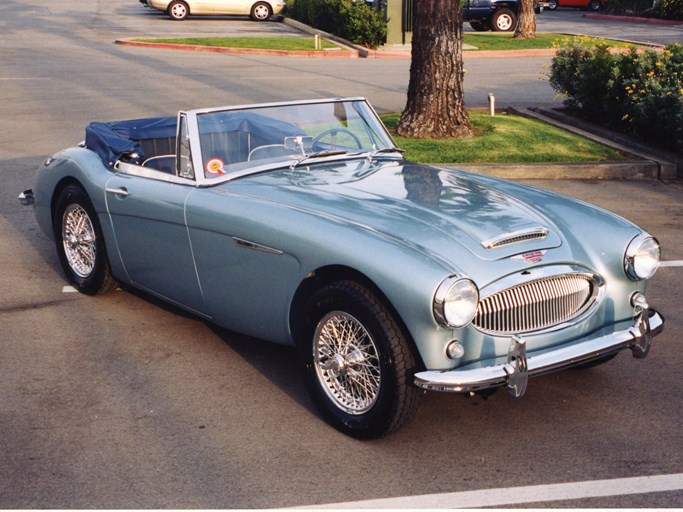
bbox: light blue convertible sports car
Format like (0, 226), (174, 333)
(19, 98), (664, 438)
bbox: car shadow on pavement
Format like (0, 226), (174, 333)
(206, 323), (315, 412)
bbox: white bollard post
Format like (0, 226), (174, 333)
(488, 93), (495, 116)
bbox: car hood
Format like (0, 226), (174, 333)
(225, 158), (636, 273)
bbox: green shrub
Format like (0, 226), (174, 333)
(653, 0), (683, 20)
(602, 0), (652, 15)
(288, 0), (387, 49)
(602, 0), (683, 20)
(549, 38), (683, 153)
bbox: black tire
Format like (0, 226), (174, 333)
(53, 185), (116, 296)
(299, 281), (421, 439)
(168, 0), (189, 20)
(547, 0), (558, 9)
(491, 8), (516, 31)
(469, 20), (491, 31)
(250, 1), (272, 21)
(588, 0), (601, 10)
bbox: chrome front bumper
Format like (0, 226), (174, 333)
(414, 304), (664, 397)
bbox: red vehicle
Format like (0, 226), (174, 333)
(546, 0), (605, 10)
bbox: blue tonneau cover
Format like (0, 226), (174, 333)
(85, 116), (177, 167)
(84, 111), (305, 168)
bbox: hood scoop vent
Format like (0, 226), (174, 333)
(482, 227), (549, 249)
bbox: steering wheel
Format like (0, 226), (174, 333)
(312, 128), (363, 150)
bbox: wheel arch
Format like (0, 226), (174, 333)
(493, 2), (520, 12)
(288, 264), (425, 371)
(50, 176), (86, 222)
(47, 174), (126, 285)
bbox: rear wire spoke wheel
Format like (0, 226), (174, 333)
(54, 185), (116, 295)
(301, 281), (421, 439)
(62, 203), (96, 278)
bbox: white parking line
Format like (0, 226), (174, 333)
(660, 260), (683, 267)
(301, 473), (683, 509)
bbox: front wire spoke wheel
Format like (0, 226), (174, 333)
(301, 280), (421, 438)
(63, 204), (96, 278)
(314, 312), (381, 415)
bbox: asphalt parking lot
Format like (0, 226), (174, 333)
(1, 0), (682, 508)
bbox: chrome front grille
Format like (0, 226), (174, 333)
(474, 274), (598, 334)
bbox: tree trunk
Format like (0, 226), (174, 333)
(396, 0), (473, 139)
(514, 0), (537, 39)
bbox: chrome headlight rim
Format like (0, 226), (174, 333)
(624, 234), (660, 281)
(433, 275), (480, 328)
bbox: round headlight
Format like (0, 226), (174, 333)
(434, 276), (479, 328)
(625, 235), (660, 280)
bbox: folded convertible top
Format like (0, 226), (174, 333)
(85, 116), (177, 167)
(84, 111), (305, 168)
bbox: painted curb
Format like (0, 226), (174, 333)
(114, 39), (359, 58)
(584, 13), (683, 25)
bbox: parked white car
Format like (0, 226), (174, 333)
(140, 0), (286, 21)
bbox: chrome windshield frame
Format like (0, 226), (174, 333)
(183, 97), (402, 187)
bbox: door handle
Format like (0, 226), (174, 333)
(105, 187), (129, 197)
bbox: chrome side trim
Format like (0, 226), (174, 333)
(414, 308), (664, 394)
(114, 160), (196, 186)
(233, 237), (284, 255)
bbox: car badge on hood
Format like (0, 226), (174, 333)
(513, 250), (546, 264)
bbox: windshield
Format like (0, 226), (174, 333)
(194, 99), (398, 179)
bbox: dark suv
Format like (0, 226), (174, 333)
(464, 0), (545, 32)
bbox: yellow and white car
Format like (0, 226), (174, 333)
(141, 0), (286, 21)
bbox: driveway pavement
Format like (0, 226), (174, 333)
(537, 9), (683, 46)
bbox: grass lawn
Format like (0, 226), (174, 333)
(462, 33), (637, 51)
(132, 36), (340, 51)
(133, 33), (639, 52)
(381, 111), (624, 164)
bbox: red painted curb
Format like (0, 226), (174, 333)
(117, 40), (563, 59)
(114, 39), (360, 58)
(584, 13), (683, 25)
(115, 39), (664, 60)
(365, 48), (561, 59)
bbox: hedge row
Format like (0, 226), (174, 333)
(653, 0), (683, 20)
(604, 0), (683, 20)
(549, 38), (683, 153)
(287, 0), (387, 49)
